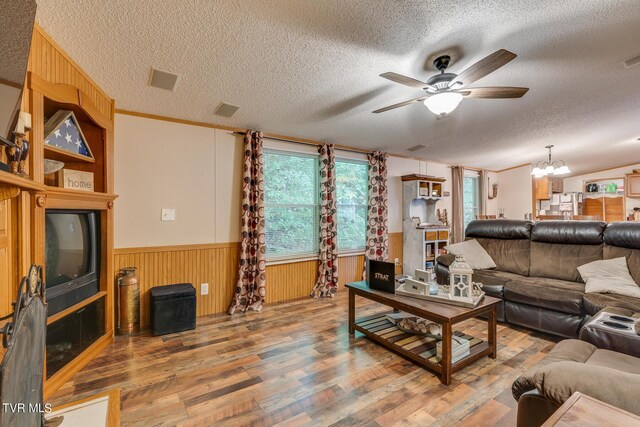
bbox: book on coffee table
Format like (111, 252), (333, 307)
(385, 312), (416, 324)
(436, 335), (471, 363)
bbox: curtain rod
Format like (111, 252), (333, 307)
(229, 131), (370, 155)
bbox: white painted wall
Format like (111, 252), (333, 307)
(486, 171), (499, 215)
(496, 165), (533, 220)
(114, 114), (243, 248)
(564, 163), (640, 214)
(114, 114), (498, 247)
(386, 159), (498, 232)
(387, 157), (457, 232)
(0, 83), (21, 137)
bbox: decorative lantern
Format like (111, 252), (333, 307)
(449, 254), (474, 301)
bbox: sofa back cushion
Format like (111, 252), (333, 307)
(604, 246), (640, 285)
(604, 222), (640, 284)
(530, 221), (606, 282)
(465, 219), (533, 276)
(474, 238), (530, 276)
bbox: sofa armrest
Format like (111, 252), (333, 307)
(516, 390), (561, 427)
(528, 361), (640, 416)
(436, 253), (456, 267)
(513, 339), (598, 401)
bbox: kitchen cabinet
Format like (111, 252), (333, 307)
(535, 177), (550, 200)
(535, 177), (563, 200)
(626, 174), (640, 198)
(582, 196), (624, 222)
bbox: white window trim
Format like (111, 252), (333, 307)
(265, 250), (366, 267)
(264, 148), (320, 261)
(336, 157), (368, 254)
(266, 254), (320, 266)
(263, 149), (368, 262)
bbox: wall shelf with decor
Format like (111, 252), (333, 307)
(401, 175), (450, 274)
(3, 25), (118, 399)
(40, 92), (107, 193)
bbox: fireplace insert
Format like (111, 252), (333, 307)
(0, 265), (46, 427)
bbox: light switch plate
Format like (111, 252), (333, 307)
(161, 209), (176, 221)
(200, 283), (209, 295)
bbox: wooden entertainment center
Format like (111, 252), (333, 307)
(0, 25), (115, 398)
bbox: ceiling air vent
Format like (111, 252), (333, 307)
(214, 102), (240, 118)
(407, 144), (427, 152)
(149, 68), (179, 91)
(623, 54), (640, 69)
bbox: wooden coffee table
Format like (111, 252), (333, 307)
(345, 281), (500, 385)
(542, 392), (640, 426)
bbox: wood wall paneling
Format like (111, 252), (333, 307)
(388, 232), (403, 274)
(112, 234), (403, 325)
(29, 25), (113, 120)
(337, 255), (365, 287)
(266, 260), (319, 303)
(114, 244), (240, 328)
(0, 200), (13, 316)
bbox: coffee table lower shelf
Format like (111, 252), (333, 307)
(354, 313), (489, 376)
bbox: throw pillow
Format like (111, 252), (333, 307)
(578, 257), (640, 298)
(444, 239), (496, 270)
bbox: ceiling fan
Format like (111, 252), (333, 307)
(373, 49), (528, 116)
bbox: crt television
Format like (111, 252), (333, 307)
(45, 210), (100, 315)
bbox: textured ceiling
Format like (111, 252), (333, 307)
(35, 0), (640, 174)
(1, 0), (36, 84)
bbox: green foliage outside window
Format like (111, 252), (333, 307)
(336, 160), (368, 251)
(264, 150), (369, 258)
(264, 151), (319, 257)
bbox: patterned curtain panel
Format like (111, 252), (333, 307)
(479, 169), (488, 216)
(451, 166), (466, 243)
(363, 151), (389, 278)
(311, 144), (339, 298)
(229, 131), (267, 314)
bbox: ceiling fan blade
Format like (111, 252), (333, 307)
(380, 72), (435, 90)
(459, 87), (529, 98)
(449, 49), (517, 87)
(372, 96), (428, 113)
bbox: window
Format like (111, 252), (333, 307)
(463, 174), (480, 230)
(264, 150), (319, 259)
(336, 159), (368, 252)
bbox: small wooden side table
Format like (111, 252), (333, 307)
(542, 392), (640, 426)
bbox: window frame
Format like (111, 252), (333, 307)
(263, 148), (320, 262)
(335, 157), (369, 254)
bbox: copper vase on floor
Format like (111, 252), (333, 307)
(117, 267), (140, 335)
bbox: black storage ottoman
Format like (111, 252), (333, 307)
(150, 283), (196, 336)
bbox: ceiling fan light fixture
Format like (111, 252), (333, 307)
(424, 92), (463, 116)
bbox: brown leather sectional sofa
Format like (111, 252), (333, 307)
(435, 220), (640, 338)
(512, 337), (640, 426)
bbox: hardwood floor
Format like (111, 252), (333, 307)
(50, 291), (558, 426)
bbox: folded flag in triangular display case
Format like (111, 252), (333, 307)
(44, 110), (94, 160)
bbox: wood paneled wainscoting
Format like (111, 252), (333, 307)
(114, 243), (241, 328)
(113, 233), (403, 327)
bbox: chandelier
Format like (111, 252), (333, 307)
(531, 145), (570, 178)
